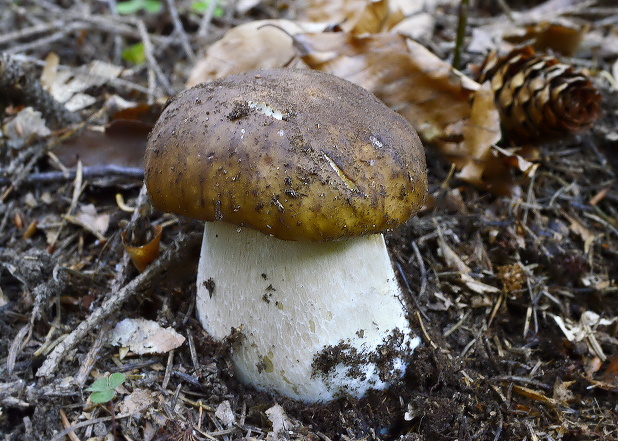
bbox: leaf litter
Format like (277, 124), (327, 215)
(0, 0), (617, 440)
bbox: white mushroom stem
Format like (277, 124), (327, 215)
(196, 222), (420, 403)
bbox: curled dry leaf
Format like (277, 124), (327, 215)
(503, 21), (588, 57)
(298, 0), (427, 32)
(186, 20), (324, 87)
(122, 224), (162, 272)
(478, 45), (602, 143)
(187, 0), (405, 87)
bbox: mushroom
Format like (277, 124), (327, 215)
(145, 68), (427, 403)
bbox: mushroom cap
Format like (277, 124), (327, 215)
(145, 68), (427, 241)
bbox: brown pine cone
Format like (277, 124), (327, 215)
(478, 46), (601, 143)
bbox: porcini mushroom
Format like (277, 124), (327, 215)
(145, 68), (427, 402)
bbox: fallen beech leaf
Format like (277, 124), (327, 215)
(186, 20), (324, 87)
(298, 0), (426, 31)
(456, 83), (503, 190)
(504, 21), (588, 57)
(334, 0), (405, 34)
(109, 318), (185, 354)
(55, 122), (149, 170)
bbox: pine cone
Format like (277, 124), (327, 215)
(478, 45), (601, 143)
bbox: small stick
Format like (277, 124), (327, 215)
(164, 0), (196, 61)
(0, 164), (144, 187)
(137, 19), (173, 97)
(452, 0), (469, 70)
(197, 0), (221, 38)
(75, 322), (113, 387)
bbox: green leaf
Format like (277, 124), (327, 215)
(85, 377), (110, 392)
(116, 0), (145, 15)
(191, 0), (224, 17)
(122, 42), (146, 65)
(108, 372), (126, 389)
(143, 0), (162, 13)
(90, 389), (116, 404)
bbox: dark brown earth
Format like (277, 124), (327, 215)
(1, 1), (617, 440)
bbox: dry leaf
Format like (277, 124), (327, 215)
(186, 20), (324, 87)
(298, 0), (432, 29)
(265, 404), (293, 441)
(562, 212), (598, 254)
(552, 378), (575, 405)
(41, 53), (123, 112)
(0, 287), (7, 308)
(215, 401), (236, 428)
(109, 318), (185, 355)
(72, 204), (110, 238)
(119, 388), (156, 418)
(504, 21), (588, 57)
(2, 107), (51, 143)
(552, 311), (616, 360)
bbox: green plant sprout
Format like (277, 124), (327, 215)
(191, 0), (224, 17)
(116, 0), (162, 15)
(85, 372), (126, 404)
(121, 42), (146, 65)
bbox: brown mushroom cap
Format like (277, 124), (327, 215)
(145, 68), (427, 242)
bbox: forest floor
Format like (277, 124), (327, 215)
(0, 0), (617, 440)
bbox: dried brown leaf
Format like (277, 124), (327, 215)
(186, 20), (323, 87)
(504, 21), (588, 57)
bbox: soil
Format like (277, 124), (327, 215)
(1, 1), (617, 441)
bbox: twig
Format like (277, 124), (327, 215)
(452, 0), (469, 70)
(59, 409), (81, 441)
(396, 262), (430, 322)
(414, 310), (438, 350)
(411, 241), (428, 300)
(0, 20), (64, 46)
(0, 164), (144, 185)
(4, 22), (86, 54)
(137, 19), (174, 98)
(164, 0), (196, 62)
(75, 322), (113, 387)
(0, 106), (106, 202)
(49, 415), (129, 441)
(197, 0), (221, 38)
